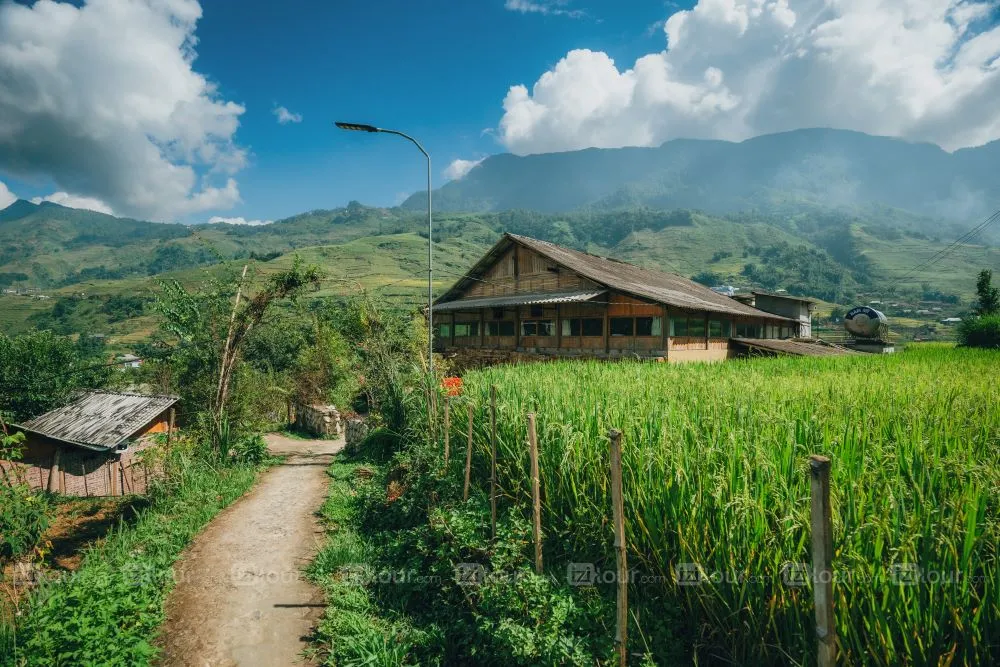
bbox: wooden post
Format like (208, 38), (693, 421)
(661, 305), (669, 358)
(464, 403), (474, 501)
(109, 458), (120, 497)
(527, 413), (543, 574)
(82, 461), (89, 497)
(556, 304), (563, 350)
(443, 397), (451, 469)
(47, 447), (62, 493)
(603, 306), (610, 355)
(167, 407), (176, 448)
(61, 468), (67, 494)
(490, 385), (498, 541)
(809, 455), (836, 667)
(608, 429), (627, 667)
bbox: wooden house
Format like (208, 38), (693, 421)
(432, 234), (812, 365)
(5, 391), (178, 496)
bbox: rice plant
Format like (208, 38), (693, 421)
(447, 346), (1000, 665)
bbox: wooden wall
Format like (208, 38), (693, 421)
(464, 246), (601, 298)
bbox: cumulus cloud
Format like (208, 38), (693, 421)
(498, 0), (1000, 154)
(504, 0), (585, 18)
(274, 106), (303, 124)
(0, 0), (247, 221)
(30, 191), (114, 215)
(443, 158), (485, 181)
(0, 180), (16, 209)
(208, 215), (272, 226)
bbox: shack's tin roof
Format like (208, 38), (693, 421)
(16, 390), (179, 451)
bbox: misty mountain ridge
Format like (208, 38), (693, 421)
(403, 128), (1000, 224)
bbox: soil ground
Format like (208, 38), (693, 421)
(157, 433), (343, 667)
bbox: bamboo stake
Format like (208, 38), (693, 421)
(167, 407), (175, 449)
(809, 455), (837, 667)
(463, 403), (474, 502)
(527, 412), (543, 574)
(443, 397), (451, 469)
(608, 428), (627, 667)
(490, 385), (498, 541)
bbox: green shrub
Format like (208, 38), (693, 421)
(0, 484), (49, 559)
(957, 314), (1000, 348)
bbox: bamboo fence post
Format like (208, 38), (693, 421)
(608, 428), (627, 667)
(463, 403), (474, 502)
(527, 413), (543, 574)
(809, 455), (836, 667)
(443, 397), (451, 469)
(47, 447), (62, 493)
(167, 407), (176, 449)
(489, 385), (498, 541)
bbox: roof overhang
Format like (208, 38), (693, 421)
(8, 424), (119, 452)
(434, 290), (606, 312)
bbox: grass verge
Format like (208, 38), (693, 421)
(3, 454), (260, 666)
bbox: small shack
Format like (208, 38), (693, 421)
(5, 391), (178, 496)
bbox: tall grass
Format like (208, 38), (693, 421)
(449, 346), (999, 665)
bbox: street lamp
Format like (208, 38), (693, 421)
(335, 121), (434, 378)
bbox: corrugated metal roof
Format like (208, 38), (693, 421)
(435, 234), (793, 321)
(731, 338), (859, 357)
(433, 290), (605, 312)
(17, 391), (179, 451)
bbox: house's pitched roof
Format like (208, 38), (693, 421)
(751, 290), (817, 304)
(731, 338), (859, 357)
(436, 233), (792, 321)
(16, 391), (178, 451)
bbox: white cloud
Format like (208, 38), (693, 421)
(208, 215), (272, 226)
(0, 180), (15, 209)
(443, 158), (485, 181)
(274, 106), (303, 124)
(498, 0), (1000, 154)
(505, 0), (585, 18)
(0, 0), (246, 221)
(30, 191), (114, 215)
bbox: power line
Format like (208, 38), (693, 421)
(888, 207), (1000, 286)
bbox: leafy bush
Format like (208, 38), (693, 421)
(0, 484), (49, 559)
(228, 433), (270, 466)
(957, 315), (1000, 348)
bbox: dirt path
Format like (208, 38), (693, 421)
(157, 433), (343, 667)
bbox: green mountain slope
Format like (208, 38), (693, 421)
(401, 129), (1000, 235)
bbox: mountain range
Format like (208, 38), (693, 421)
(403, 129), (1000, 231)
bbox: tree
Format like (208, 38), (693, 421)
(973, 269), (999, 316)
(0, 330), (114, 421)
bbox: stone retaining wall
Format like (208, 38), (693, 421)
(294, 403), (341, 437)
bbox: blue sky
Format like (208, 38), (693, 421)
(1, 0), (999, 224)
(192, 0), (684, 217)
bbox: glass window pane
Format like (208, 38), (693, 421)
(521, 321), (537, 336)
(499, 321), (515, 336)
(610, 317), (633, 336)
(538, 320), (554, 336)
(582, 318), (603, 336)
(721, 320), (731, 338)
(709, 320), (722, 338)
(561, 319), (573, 337)
(670, 317), (688, 336)
(635, 317), (654, 336)
(651, 317), (662, 337)
(688, 318), (706, 337)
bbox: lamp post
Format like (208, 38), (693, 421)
(334, 122), (434, 378)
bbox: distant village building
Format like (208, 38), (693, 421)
(117, 353), (142, 369)
(6, 391), (178, 496)
(732, 291), (815, 338)
(432, 234), (831, 366)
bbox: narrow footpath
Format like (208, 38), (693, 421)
(157, 433), (343, 667)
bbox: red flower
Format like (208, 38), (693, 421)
(441, 376), (463, 396)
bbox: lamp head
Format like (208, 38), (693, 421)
(335, 121), (380, 133)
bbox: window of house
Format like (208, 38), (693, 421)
(436, 323), (451, 338)
(455, 322), (479, 337)
(709, 320), (723, 338)
(688, 318), (706, 337)
(635, 316), (662, 336)
(582, 318), (603, 336)
(486, 321), (515, 336)
(521, 320), (554, 336)
(670, 317), (688, 337)
(609, 317), (633, 336)
(562, 319), (580, 336)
